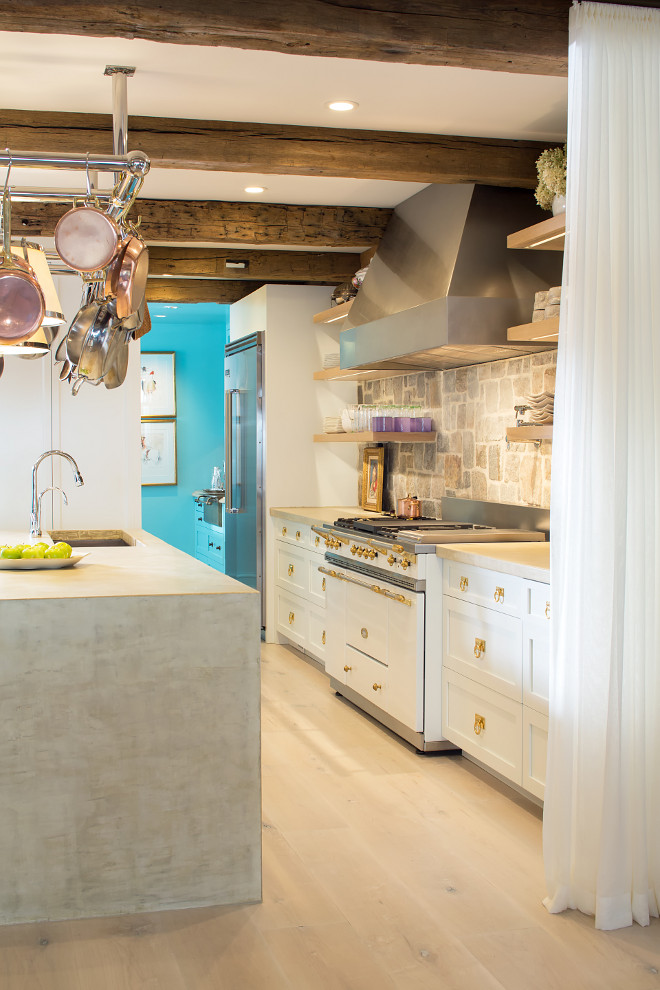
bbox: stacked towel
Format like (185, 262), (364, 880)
(522, 391), (554, 424)
(531, 286), (562, 322)
(323, 416), (345, 434)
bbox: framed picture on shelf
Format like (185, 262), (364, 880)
(140, 352), (176, 418)
(361, 446), (384, 512)
(141, 419), (177, 486)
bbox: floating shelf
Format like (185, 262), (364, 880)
(313, 431), (437, 443)
(312, 300), (354, 324)
(313, 366), (408, 383)
(507, 214), (566, 251)
(506, 425), (553, 444)
(507, 316), (559, 343)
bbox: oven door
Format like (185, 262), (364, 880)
(319, 559), (425, 734)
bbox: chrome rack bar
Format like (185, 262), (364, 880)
(0, 149), (150, 174)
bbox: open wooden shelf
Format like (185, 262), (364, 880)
(507, 214), (566, 251)
(313, 431), (437, 443)
(312, 300), (354, 324)
(507, 316), (559, 343)
(506, 425), (553, 443)
(313, 366), (408, 383)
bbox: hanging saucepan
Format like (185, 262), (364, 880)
(54, 159), (120, 273)
(105, 223), (149, 320)
(103, 325), (131, 390)
(76, 298), (120, 385)
(0, 166), (45, 343)
(65, 280), (103, 367)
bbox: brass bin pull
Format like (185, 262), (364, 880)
(288, 611), (295, 625)
(545, 602), (551, 619)
(474, 638), (486, 659)
(288, 563), (294, 577)
(459, 576), (468, 592)
(282, 526), (287, 536)
(296, 530), (301, 540)
(315, 535), (320, 546)
(494, 586), (504, 603)
(474, 714), (486, 735)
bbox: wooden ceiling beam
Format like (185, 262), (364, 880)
(148, 247), (360, 283)
(146, 279), (263, 305)
(0, 109), (546, 187)
(0, 1), (577, 75)
(11, 199), (390, 248)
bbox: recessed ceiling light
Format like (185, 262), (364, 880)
(327, 100), (359, 112)
(244, 185), (266, 194)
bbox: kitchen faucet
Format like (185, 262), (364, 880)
(30, 451), (84, 538)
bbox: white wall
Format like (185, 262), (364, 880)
(0, 270), (141, 535)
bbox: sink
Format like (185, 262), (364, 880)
(48, 530), (135, 548)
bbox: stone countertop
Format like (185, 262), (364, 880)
(0, 528), (254, 602)
(435, 541), (550, 582)
(270, 506), (364, 526)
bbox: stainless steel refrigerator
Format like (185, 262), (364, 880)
(224, 332), (265, 626)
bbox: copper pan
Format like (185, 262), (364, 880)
(106, 226), (149, 320)
(0, 183), (44, 342)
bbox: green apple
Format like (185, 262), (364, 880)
(1, 545), (24, 559)
(21, 545), (46, 559)
(45, 543), (72, 559)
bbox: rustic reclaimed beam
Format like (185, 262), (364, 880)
(11, 199), (391, 248)
(146, 279), (264, 305)
(0, 110), (546, 187)
(0, 1), (576, 75)
(148, 247), (360, 283)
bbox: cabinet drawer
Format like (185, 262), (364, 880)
(443, 597), (522, 701)
(276, 543), (307, 596)
(308, 559), (327, 607)
(276, 589), (307, 648)
(342, 643), (392, 710)
(442, 668), (522, 785)
(523, 614), (549, 715)
(523, 706), (548, 800)
(345, 582), (389, 664)
(526, 580), (552, 621)
(308, 605), (328, 663)
(277, 520), (310, 548)
(444, 560), (523, 617)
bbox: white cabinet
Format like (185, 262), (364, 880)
(274, 520), (330, 665)
(442, 562), (550, 801)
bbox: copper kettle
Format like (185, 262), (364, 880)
(396, 494), (421, 519)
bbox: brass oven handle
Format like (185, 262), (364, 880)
(318, 566), (413, 607)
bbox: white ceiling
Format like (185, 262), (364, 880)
(0, 31), (568, 209)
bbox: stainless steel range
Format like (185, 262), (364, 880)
(312, 499), (547, 753)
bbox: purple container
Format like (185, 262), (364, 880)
(382, 416), (394, 432)
(398, 417), (412, 433)
(371, 416), (385, 432)
(421, 417), (433, 432)
(410, 417), (423, 432)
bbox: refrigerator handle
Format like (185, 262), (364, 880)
(225, 389), (234, 513)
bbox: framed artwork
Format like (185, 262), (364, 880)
(361, 446), (385, 512)
(141, 419), (177, 486)
(140, 352), (176, 418)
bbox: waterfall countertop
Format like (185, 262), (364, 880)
(0, 528), (254, 601)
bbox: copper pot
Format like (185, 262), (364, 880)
(397, 494), (421, 519)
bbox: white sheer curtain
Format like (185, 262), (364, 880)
(544, 1), (660, 930)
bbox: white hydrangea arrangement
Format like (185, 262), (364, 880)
(534, 145), (567, 211)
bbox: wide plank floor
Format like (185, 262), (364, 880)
(0, 642), (658, 989)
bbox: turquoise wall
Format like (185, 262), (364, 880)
(141, 302), (229, 556)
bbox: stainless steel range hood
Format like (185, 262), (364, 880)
(340, 183), (564, 373)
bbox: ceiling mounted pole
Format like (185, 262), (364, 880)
(104, 65), (135, 186)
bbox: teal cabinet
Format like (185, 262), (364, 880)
(194, 504), (225, 573)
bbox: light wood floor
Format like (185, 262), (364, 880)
(1, 642), (659, 989)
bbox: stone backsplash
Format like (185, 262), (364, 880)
(357, 350), (556, 518)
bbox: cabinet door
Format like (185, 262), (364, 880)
(321, 566), (346, 681)
(343, 644), (390, 710)
(308, 605), (328, 664)
(443, 596), (522, 701)
(276, 588), (308, 648)
(522, 706), (548, 800)
(345, 583), (389, 664)
(308, 557), (327, 607)
(522, 614), (550, 715)
(442, 668), (523, 785)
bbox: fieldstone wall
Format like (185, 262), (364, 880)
(357, 350), (556, 518)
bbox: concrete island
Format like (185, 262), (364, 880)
(0, 529), (261, 924)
